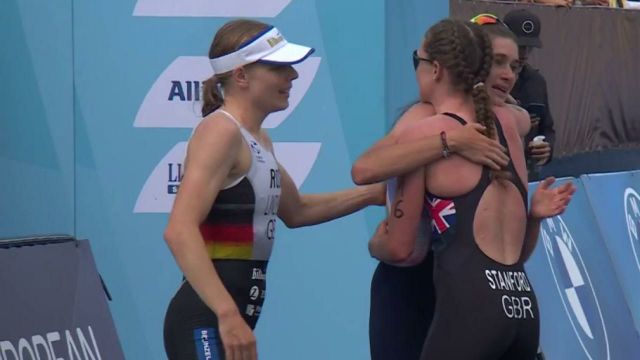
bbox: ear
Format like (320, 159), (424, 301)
(432, 60), (443, 82)
(231, 66), (250, 88)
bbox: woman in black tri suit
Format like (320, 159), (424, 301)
(369, 19), (575, 360)
(357, 15), (536, 360)
(163, 19), (383, 360)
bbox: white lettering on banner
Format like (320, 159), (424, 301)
(133, 142), (322, 213)
(67, 330), (82, 359)
(624, 188), (640, 272)
(47, 332), (62, 360)
(0, 327), (102, 360)
(133, 56), (323, 214)
(78, 327), (101, 360)
(18, 339), (36, 360)
(0, 341), (18, 360)
(33, 335), (52, 360)
(133, 57), (321, 129)
(133, 0), (292, 18)
(541, 215), (610, 360)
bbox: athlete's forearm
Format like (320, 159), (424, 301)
(284, 185), (380, 228)
(368, 226), (424, 265)
(521, 215), (542, 262)
(369, 228), (405, 264)
(164, 227), (238, 318)
(352, 136), (445, 185)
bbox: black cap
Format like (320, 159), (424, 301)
(503, 9), (543, 48)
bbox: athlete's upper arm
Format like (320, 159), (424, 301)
(394, 113), (456, 142)
(357, 102), (435, 154)
(386, 167), (426, 248)
(276, 163), (303, 228)
(167, 117), (243, 230)
(383, 102), (436, 145)
(508, 104), (532, 137)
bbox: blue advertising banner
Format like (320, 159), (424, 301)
(0, 0), (74, 238)
(0, 239), (124, 360)
(71, 1), (392, 359)
(526, 179), (640, 360)
(1, 0), (448, 357)
(581, 170), (640, 334)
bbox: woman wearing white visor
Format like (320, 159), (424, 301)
(163, 19), (384, 360)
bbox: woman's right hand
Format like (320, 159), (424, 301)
(448, 123), (510, 170)
(218, 310), (257, 360)
(368, 219), (389, 259)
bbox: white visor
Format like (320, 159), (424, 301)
(209, 26), (315, 75)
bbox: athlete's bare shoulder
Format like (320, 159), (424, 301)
(396, 113), (466, 142)
(392, 102), (436, 134)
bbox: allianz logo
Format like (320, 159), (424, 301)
(541, 215), (610, 360)
(133, 56), (322, 213)
(134, 56), (320, 130)
(624, 187), (640, 272)
(133, 0), (292, 18)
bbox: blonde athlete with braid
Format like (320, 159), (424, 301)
(370, 19), (575, 359)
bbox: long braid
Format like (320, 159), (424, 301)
(447, 24), (476, 94)
(424, 20), (479, 95)
(469, 24), (496, 140)
(470, 23), (511, 179)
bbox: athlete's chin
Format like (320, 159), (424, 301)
(488, 88), (507, 105)
(271, 101), (289, 113)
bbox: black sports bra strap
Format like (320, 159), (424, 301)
(442, 112), (468, 125)
(492, 115), (509, 149)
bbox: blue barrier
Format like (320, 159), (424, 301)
(526, 177), (640, 359)
(0, 238), (124, 360)
(581, 171), (640, 334)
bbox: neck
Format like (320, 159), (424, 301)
(431, 87), (476, 122)
(220, 97), (267, 135)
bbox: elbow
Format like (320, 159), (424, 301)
(164, 223), (187, 250)
(280, 215), (303, 229)
(384, 243), (415, 264)
(351, 162), (375, 185)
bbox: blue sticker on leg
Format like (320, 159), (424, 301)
(194, 328), (222, 360)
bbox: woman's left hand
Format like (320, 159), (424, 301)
(530, 177), (576, 220)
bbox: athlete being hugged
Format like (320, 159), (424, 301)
(370, 18), (575, 359)
(361, 14), (537, 360)
(162, 19), (383, 360)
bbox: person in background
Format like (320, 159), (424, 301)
(504, 9), (555, 179)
